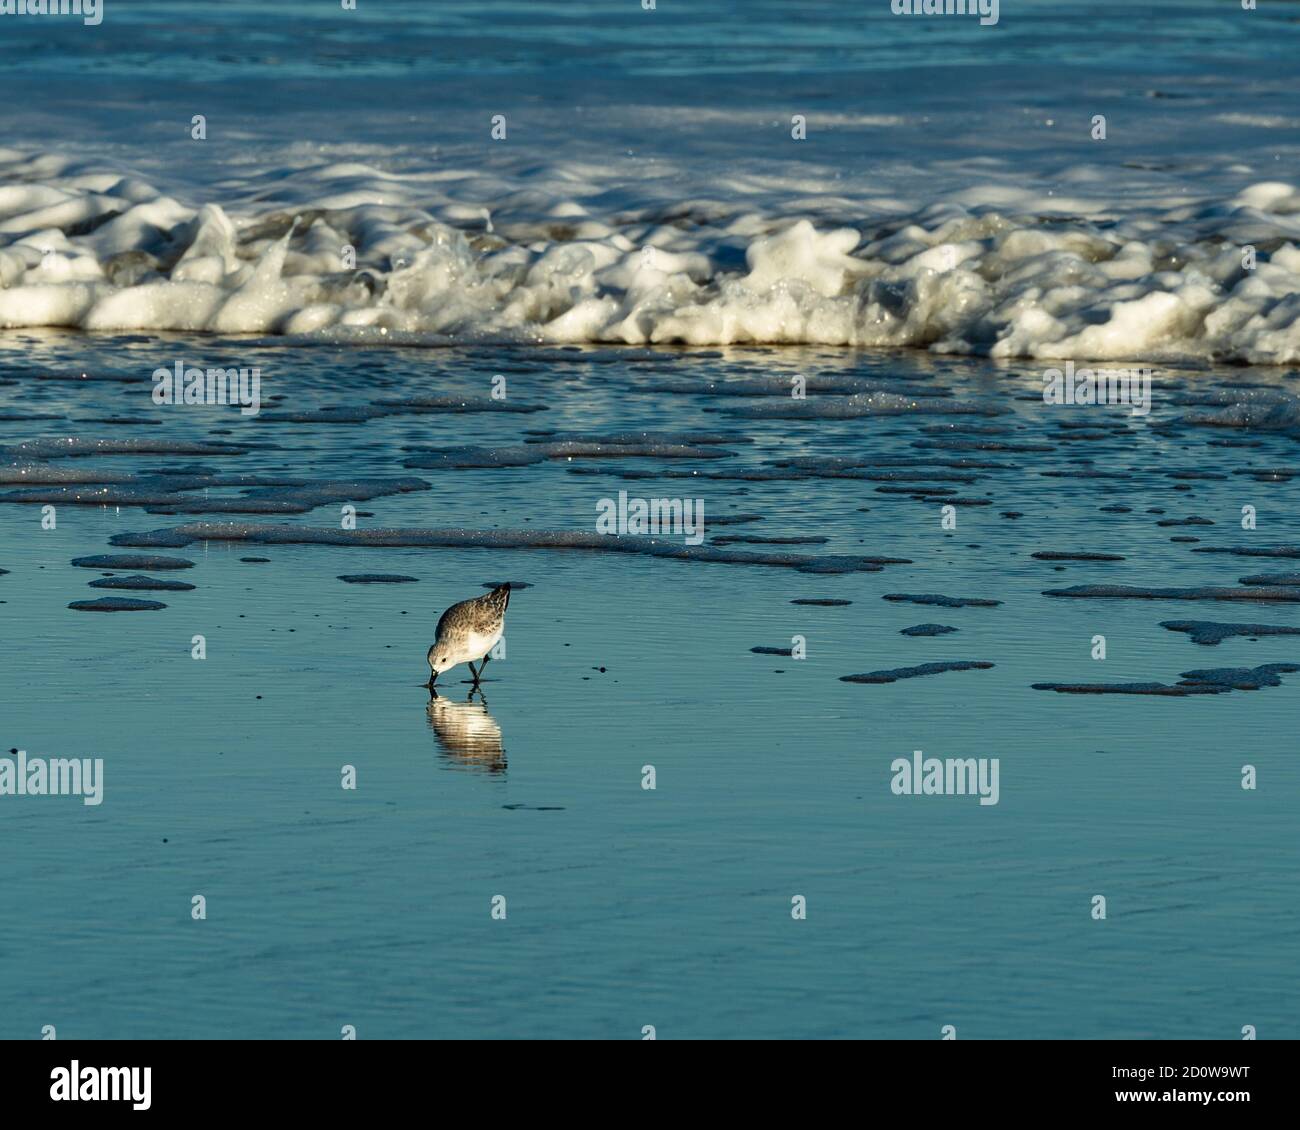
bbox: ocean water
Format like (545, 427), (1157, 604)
(2, 1), (1299, 1040)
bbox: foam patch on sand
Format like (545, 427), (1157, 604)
(884, 593), (1002, 608)
(87, 574), (195, 591)
(1160, 620), (1300, 646)
(840, 660), (994, 684)
(1033, 663), (1300, 696)
(68, 597), (167, 612)
(403, 441), (736, 470)
(71, 554), (194, 570)
(1, 475), (429, 515)
(108, 521), (910, 575)
(1044, 584), (1300, 602)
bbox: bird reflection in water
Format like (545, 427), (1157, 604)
(426, 688), (506, 774)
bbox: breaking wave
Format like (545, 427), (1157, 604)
(2, 149), (1299, 363)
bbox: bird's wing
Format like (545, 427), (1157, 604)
(435, 601), (461, 638)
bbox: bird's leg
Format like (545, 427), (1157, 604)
(467, 660), (480, 685)
(478, 654), (491, 679)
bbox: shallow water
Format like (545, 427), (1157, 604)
(2, 0), (1299, 1041)
(2, 329), (1299, 1038)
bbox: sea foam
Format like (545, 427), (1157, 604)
(2, 150), (1298, 362)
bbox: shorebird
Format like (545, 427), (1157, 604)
(427, 585), (510, 687)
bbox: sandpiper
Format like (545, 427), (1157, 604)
(427, 585), (510, 687)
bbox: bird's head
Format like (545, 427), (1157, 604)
(427, 646), (455, 682)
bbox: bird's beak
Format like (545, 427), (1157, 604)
(428, 671), (438, 686)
